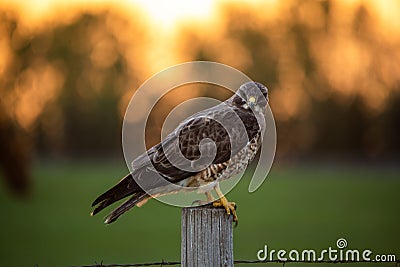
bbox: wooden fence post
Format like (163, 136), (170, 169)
(181, 206), (234, 267)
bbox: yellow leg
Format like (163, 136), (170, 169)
(212, 183), (238, 222)
(192, 191), (215, 206)
(205, 191), (215, 202)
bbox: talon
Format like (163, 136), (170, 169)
(213, 183), (239, 224)
(212, 199), (238, 222)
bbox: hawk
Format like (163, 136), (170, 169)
(91, 82), (269, 223)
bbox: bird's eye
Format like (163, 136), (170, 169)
(248, 96), (256, 103)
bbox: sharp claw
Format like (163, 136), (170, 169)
(212, 199), (238, 224)
(213, 184), (238, 225)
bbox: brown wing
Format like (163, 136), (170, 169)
(137, 106), (255, 183)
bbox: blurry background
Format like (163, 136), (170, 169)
(0, 0), (399, 266)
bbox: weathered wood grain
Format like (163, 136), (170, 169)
(181, 206), (233, 267)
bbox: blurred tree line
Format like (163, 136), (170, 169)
(1, 1), (400, 195)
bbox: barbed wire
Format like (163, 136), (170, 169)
(66, 259), (400, 267)
(66, 260), (180, 267)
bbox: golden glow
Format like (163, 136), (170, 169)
(1, 0), (400, 136)
(135, 0), (214, 30)
(14, 62), (64, 130)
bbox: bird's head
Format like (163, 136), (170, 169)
(232, 81), (269, 113)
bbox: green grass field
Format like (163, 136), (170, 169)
(0, 161), (399, 267)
